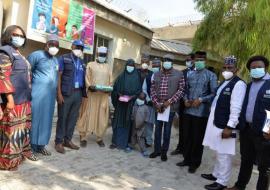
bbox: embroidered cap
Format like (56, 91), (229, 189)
(224, 55), (237, 65)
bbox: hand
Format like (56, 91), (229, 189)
(263, 129), (270, 140)
(163, 100), (171, 108)
(155, 104), (162, 113)
(6, 100), (15, 111)
(184, 100), (192, 108)
(89, 86), (97, 92)
(147, 101), (153, 107)
(0, 107), (3, 120)
(192, 99), (202, 107)
(57, 93), (64, 105)
(221, 128), (232, 139)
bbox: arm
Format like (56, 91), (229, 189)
(0, 53), (15, 110)
(168, 76), (185, 104)
(57, 56), (64, 104)
(85, 64), (92, 89)
(200, 72), (218, 103)
(227, 81), (247, 128)
(150, 78), (160, 106)
(27, 52), (38, 73)
(142, 79), (151, 102)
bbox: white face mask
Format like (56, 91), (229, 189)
(48, 47), (59, 56)
(136, 98), (145, 106)
(142, 63), (149, 70)
(98, 57), (106, 63)
(222, 71), (234, 80)
(11, 36), (25, 48)
(72, 49), (83, 58)
(186, 61), (193, 68)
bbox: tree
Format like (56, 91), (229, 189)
(193, 0), (270, 79)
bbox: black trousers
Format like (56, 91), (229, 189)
(183, 114), (208, 168)
(176, 112), (184, 151)
(235, 127), (270, 190)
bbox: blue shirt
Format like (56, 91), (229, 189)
(184, 68), (218, 117)
(246, 73), (270, 123)
(58, 54), (84, 88)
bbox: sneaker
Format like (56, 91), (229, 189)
(124, 147), (132, 153)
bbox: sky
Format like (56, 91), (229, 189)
(135, 0), (202, 20)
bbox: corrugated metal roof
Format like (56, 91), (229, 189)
(151, 38), (192, 55)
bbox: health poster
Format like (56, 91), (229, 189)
(31, 0), (53, 33)
(66, 0), (83, 40)
(51, 0), (70, 38)
(81, 7), (95, 51)
(30, 0), (96, 54)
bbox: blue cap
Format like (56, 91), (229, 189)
(72, 40), (84, 47)
(224, 55), (237, 65)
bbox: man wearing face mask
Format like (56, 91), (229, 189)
(171, 53), (195, 156)
(28, 34), (60, 156)
(142, 58), (161, 147)
(139, 54), (153, 86)
(201, 56), (246, 190)
(150, 54), (185, 161)
(177, 51), (218, 173)
(76, 46), (112, 148)
(226, 56), (270, 190)
(55, 40), (86, 154)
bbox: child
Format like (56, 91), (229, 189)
(130, 92), (150, 157)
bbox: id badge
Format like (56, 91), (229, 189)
(75, 82), (79, 88)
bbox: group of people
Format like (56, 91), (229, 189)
(0, 24), (269, 190)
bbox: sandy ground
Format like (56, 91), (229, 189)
(0, 116), (257, 190)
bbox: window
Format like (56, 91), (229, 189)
(91, 34), (110, 61)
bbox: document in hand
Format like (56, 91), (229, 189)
(263, 110), (270, 134)
(119, 95), (132, 102)
(157, 106), (170, 122)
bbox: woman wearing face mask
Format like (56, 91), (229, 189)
(110, 59), (141, 151)
(0, 25), (37, 170)
(27, 34), (60, 156)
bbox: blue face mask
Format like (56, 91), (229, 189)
(11, 36), (25, 48)
(250, 68), (265, 79)
(163, 61), (172, 70)
(126, 66), (134, 73)
(195, 60), (206, 70)
(136, 98), (145, 106)
(151, 67), (160, 73)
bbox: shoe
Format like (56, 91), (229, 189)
(201, 174), (217, 181)
(171, 149), (183, 155)
(142, 151), (150, 157)
(63, 141), (80, 150)
(149, 152), (161, 158)
(97, 140), (105, 147)
(176, 161), (189, 167)
(27, 153), (39, 161)
(55, 143), (65, 154)
(109, 144), (117, 149)
(161, 153), (168, 161)
(37, 148), (51, 156)
(124, 147), (132, 153)
(188, 166), (197, 174)
(224, 187), (239, 190)
(205, 182), (226, 190)
(80, 140), (87, 148)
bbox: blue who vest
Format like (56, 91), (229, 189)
(60, 53), (86, 97)
(239, 79), (270, 135)
(0, 45), (31, 105)
(214, 76), (242, 129)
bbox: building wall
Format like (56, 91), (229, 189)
(0, 0), (148, 80)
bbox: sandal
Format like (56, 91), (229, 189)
(27, 153), (39, 161)
(38, 148), (51, 156)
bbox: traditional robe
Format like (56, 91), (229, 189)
(203, 79), (246, 155)
(77, 61), (112, 141)
(28, 50), (58, 146)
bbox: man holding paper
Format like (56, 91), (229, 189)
(77, 46), (113, 148)
(202, 56), (246, 190)
(149, 54), (185, 162)
(226, 56), (270, 190)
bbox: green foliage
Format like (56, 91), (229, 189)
(193, 0), (270, 79)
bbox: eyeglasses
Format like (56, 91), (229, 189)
(12, 33), (25, 38)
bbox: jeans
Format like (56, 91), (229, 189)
(154, 112), (175, 154)
(55, 90), (82, 144)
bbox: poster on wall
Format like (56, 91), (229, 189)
(29, 0), (95, 54)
